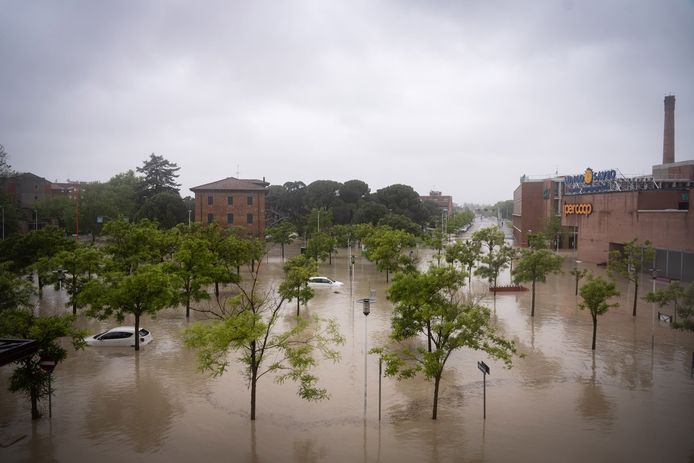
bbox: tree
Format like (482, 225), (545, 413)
(50, 245), (103, 315)
(0, 261), (34, 312)
(608, 239), (655, 316)
(0, 265), (85, 420)
(570, 267), (588, 296)
(513, 248), (564, 317)
(81, 264), (177, 351)
(542, 216), (564, 250)
(167, 226), (215, 317)
(377, 265), (517, 419)
(102, 219), (163, 273)
(338, 179), (370, 203)
(644, 281), (694, 329)
(279, 254), (318, 316)
(378, 213), (421, 236)
(1, 311), (85, 419)
(0, 143), (14, 177)
(183, 247), (344, 420)
(373, 184), (429, 225)
(445, 239), (481, 288)
(363, 226), (416, 282)
(472, 227), (514, 291)
(579, 275), (620, 350)
(134, 191), (188, 228)
(136, 153), (181, 200)
(266, 221), (297, 260)
(353, 202), (388, 225)
(305, 231), (335, 263)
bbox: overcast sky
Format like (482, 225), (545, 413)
(2, 1), (693, 205)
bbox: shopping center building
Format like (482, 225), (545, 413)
(513, 96), (694, 282)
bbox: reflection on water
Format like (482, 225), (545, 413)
(2, 235), (694, 463)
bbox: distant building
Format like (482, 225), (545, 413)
(421, 190), (454, 217)
(190, 177), (269, 237)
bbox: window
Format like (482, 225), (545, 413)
(208, 195), (213, 205)
(247, 194), (253, 206)
(227, 195), (233, 205)
(227, 213), (234, 224)
(207, 213), (214, 224)
(99, 331), (133, 340)
(247, 213), (253, 224)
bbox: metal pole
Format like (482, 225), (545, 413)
(1, 205), (4, 240)
(48, 374), (52, 418)
(483, 371), (486, 420)
(34, 209), (38, 231)
(378, 357), (382, 421)
(364, 313), (368, 418)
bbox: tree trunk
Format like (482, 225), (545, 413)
(531, 279), (536, 317)
(432, 373), (442, 420)
(427, 321), (432, 353)
(591, 314), (597, 350)
(281, 243), (285, 261)
(386, 269), (390, 283)
(215, 281), (219, 297)
(632, 279), (638, 316)
(574, 275), (579, 296)
(134, 314), (140, 351)
(30, 385), (40, 419)
(250, 341), (257, 420)
(186, 295), (191, 318)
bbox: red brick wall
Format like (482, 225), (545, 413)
(194, 190), (267, 237)
(564, 189), (693, 263)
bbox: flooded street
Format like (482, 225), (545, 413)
(2, 238), (694, 463)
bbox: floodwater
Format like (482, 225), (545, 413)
(2, 224), (694, 463)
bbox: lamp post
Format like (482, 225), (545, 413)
(358, 296), (374, 418)
(649, 268), (659, 350)
(188, 209), (192, 227)
(1, 205), (4, 240)
(34, 209), (38, 231)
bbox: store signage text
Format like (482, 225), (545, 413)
(565, 168), (616, 185)
(563, 203), (593, 216)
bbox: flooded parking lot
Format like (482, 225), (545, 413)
(2, 241), (694, 463)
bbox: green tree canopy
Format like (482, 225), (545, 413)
(513, 248), (564, 317)
(136, 153), (181, 199)
(81, 264), (177, 350)
(608, 239), (655, 316)
(279, 254), (318, 316)
(363, 226), (416, 282)
(579, 275), (620, 350)
(378, 265), (517, 419)
(645, 281), (694, 330)
(184, 246), (344, 420)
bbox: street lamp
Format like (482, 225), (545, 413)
(649, 268), (659, 350)
(357, 295), (375, 418)
(188, 209), (192, 227)
(1, 205), (4, 240)
(34, 209), (38, 231)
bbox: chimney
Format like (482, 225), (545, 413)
(663, 95), (675, 164)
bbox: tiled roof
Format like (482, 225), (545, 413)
(190, 177), (269, 192)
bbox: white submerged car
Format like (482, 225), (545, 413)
(307, 276), (344, 288)
(84, 327), (153, 347)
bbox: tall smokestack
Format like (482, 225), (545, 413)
(663, 95), (675, 164)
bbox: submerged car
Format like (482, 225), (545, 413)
(307, 276), (344, 288)
(84, 326), (153, 347)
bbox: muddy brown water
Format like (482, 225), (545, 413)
(2, 231), (694, 462)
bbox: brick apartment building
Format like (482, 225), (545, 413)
(421, 191), (454, 217)
(190, 177), (269, 237)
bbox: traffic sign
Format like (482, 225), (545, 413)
(477, 361), (490, 375)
